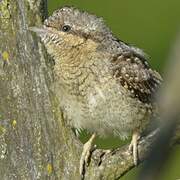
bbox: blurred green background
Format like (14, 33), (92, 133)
(48, 1), (180, 179)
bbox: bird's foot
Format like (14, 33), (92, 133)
(80, 133), (96, 179)
(128, 131), (140, 166)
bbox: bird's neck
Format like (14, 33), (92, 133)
(55, 38), (99, 66)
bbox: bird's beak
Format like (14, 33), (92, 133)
(29, 26), (49, 37)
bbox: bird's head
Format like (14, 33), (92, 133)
(30, 6), (112, 58)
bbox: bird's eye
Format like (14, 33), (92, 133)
(62, 25), (71, 32)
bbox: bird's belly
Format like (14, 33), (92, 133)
(60, 82), (150, 139)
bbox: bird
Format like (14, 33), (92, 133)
(30, 6), (162, 178)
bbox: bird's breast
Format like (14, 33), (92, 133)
(56, 73), (149, 138)
(54, 53), (150, 138)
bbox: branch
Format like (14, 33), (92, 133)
(79, 124), (180, 180)
(83, 126), (179, 180)
(88, 130), (159, 179)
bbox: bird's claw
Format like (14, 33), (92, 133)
(79, 133), (96, 179)
(128, 131), (140, 166)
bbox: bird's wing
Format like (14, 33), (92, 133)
(111, 53), (162, 104)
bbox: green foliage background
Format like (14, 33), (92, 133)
(48, 1), (180, 179)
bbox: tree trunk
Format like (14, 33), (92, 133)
(0, 0), (81, 179)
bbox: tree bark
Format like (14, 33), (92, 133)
(0, 1), (180, 180)
(0, 0), (81, 179)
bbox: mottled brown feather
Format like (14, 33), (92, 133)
(111, 52), (162, 104)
